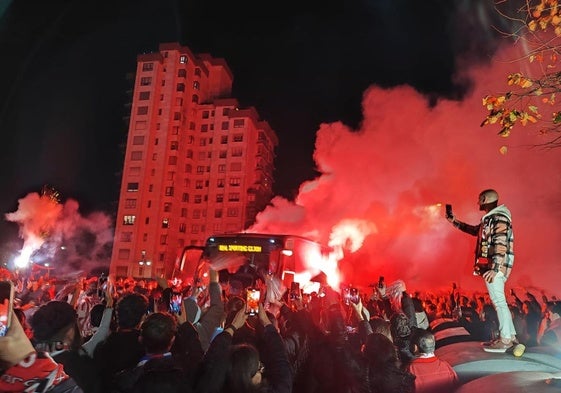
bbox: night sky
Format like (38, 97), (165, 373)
(5, 0), (561, 296)
(0, 0), (502, 237)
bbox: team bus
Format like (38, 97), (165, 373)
(179, 232), (332, 295)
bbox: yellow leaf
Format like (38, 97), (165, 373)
(556, 25), (561, 36)
(499, 146), (508, 155)
(529, 20), (538, 31)
(521, 79), (533, 88)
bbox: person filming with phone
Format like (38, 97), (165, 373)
(446, 189), (524, 355)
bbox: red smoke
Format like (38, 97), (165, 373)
(5, 192), (113, 278)
(250, 42), (561, 297)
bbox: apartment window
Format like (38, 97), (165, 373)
(199, 138), (206, 146)
(145, 217), (150, 224)
(194, 195), (202, 204)
(191, 225), (200, 234)
(142, 63), (154, 71)
(139, 91), (150, 100)
(220, 136), (228, 144)
(217, 179), (225, 188)
(216, 194), (224, 203)
(189, 122), (196, 130)
(173, 112), (181, 120)
(165, 187), (174, 196)
(166, 155), (176, 165)
(167, 171), (175, 181)
(194, 68), (201, 76)
(175, 97), (183, 106)
(222, 108), (230, 116)
(221, 121), (229, 130)
(137, 106), (149, 115)
(127, 182), (139, 192)
(233, 119), (245, 128)
(160, 235), (167, 245)
(219, 150), (227, 158)
(135, 121), (147, 130)
(132, 136), (144, 145)
(124, 198), (137, 208)
(149, 184), (154, 192)
(182, 193), (189, 202)
(140, 77), (152, 86)
(227, 208), (239, 217)
(228, 193), (240, 202)
(162, 218), (169, 228)
(178, 69), (186, 78)
(172, 126), (180, 135)
(164, 202), (171, 212)
(202, 111), (210, 119)
(193, 81), (200, 90)
(197, 151), (206, 160)
(196, 166), (205, 174)
(200, 124), (208, 132)
(170, 141), (179, 150)
(118, 249), (130, 259)
(120, 232), (132, 242)
(176, 83), (185, 92)
(192, 94), (199, 103)
(193, 209), (201, 219)
(129, 167), (140, 176)
(213, 223), (222, 232)
(147, 200), (152, 208)
(152, 153), (157, 161)
(123, 215), (136, 225)
(180, 55), (187, 64)
(158, 108), (162, 116)
(214, 209), (223, 218)
(179, 223), (186, 232)
(218, 164), (226, 173)
(181, 208), (187, 217)
(233, 134), (244, 142)
(195, 180), (203, 189)
(231, 147), (243, 157)
(229, 177), (241, 186)
(143, 233), (148, 241)
(187, 136), (194, 144)
(230, 162), (242, 171)
(185, 164), (192, 173)
(186, 150), (193, 159)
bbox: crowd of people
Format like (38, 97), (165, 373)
(0, 266), (560, 393)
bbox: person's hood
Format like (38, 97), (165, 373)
(183, 297), (201, 324)
(483, 204), (511, 221)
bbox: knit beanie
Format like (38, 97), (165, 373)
(30, 301), (77, 342)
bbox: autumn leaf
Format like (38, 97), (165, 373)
(499, 146), (508, 155)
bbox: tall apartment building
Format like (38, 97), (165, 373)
(109, 43), (278, 279)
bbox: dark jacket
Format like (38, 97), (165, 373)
(53, 349), (101, 393)
(195, 324), (292, 393)
(111, 355), (194, 393)
(93, 329), (145, 391)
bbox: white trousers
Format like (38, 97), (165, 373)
(485, 271), (517, 341)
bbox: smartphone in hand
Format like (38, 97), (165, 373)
(445, 204), (453, 219)
(0, 281), (14, 337)
(246, 288), (260, 316)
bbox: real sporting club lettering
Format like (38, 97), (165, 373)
(218, 244), (262, 252)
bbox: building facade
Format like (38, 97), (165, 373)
(109, 43), (278, 279)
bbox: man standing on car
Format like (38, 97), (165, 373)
(446, 189), (524, 355)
